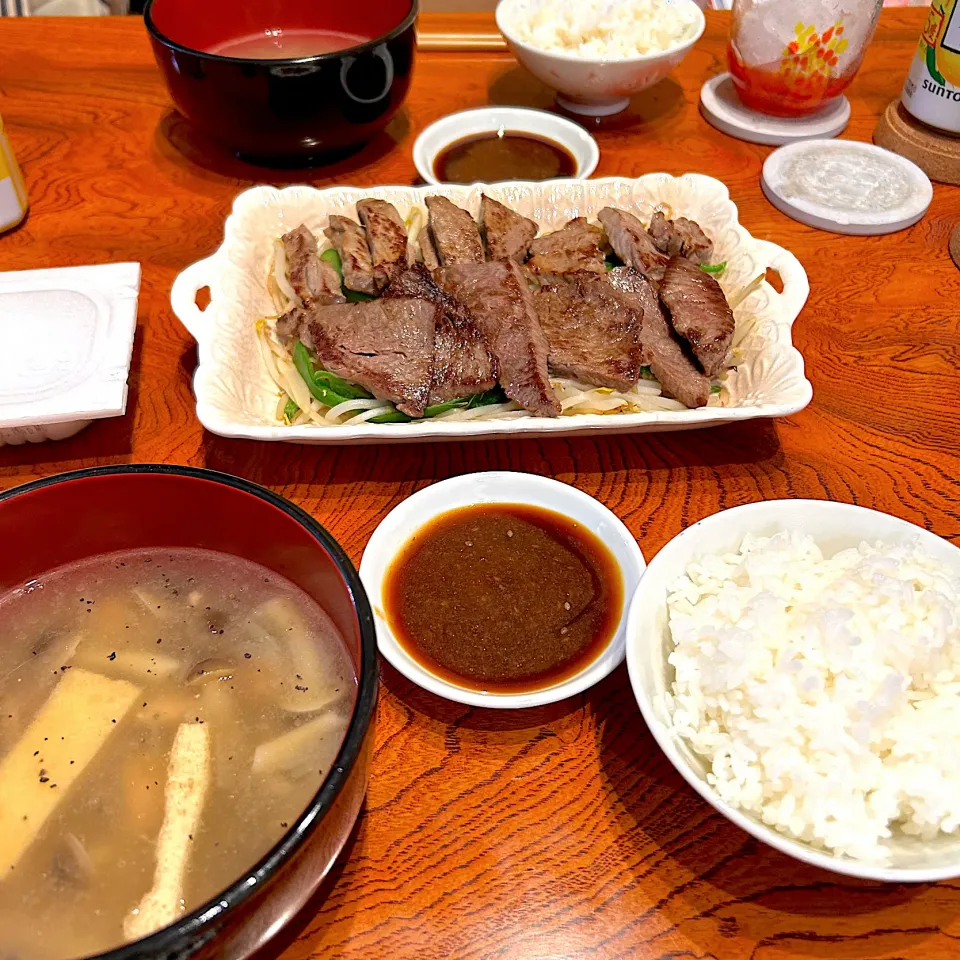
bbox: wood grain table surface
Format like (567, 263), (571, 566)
(2, 8), (960, 959)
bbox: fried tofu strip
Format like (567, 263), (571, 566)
(0, 669), (141, 878)
(124, 722), (211, 941)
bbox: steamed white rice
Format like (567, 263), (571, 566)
(666, 530), (960, 864)
(507, 0), (699, 59)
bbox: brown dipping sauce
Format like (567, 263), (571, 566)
(383, 504), (623, 693)
(434, 131), (578, 184)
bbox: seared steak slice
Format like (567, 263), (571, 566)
(275, 309), (306, 343)
(659, 256), (734, 377)
(305, 298), (438, 417)
(535, 276), (644, 390)
(608, 267), (710, 409)
(281, 225), (343, 304)
(648, 211), (713, 264)
(441, 261), (561, 417)
(384, 264), (498, 402)
(356, 199), (409, 291)
(385, 261), (447, 303)
(430, 319), (499, 403)
(480, 194), (538, 263)
(598, 207), (669, 282)
(418, 226), (441, 272)
(425, 196), (484, 265)
(527, 218), (605, 280)
(324, 215), (377, 295)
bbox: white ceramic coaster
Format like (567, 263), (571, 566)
(761, 139), (933, 236)
(700, 73), (850, 146)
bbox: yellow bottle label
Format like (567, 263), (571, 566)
(902, 0), (960, 134)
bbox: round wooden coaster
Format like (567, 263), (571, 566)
(874, 99), (960, 185)
(950, 225), (960, 271)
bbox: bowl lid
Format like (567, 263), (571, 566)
(0, 262), (140, 429)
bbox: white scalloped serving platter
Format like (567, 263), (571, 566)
(172, 176), (812, 445)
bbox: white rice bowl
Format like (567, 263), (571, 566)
(626, 500), (960, 881)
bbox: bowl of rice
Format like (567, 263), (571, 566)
(496, 0), (705, 117)
(626, 499), (960, 882)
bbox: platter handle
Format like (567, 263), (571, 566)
(752, 239), (810, 325)
(171, 255), (219, 342)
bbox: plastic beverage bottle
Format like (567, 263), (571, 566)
(0, 114), (28, 234)
(901, 0), (960, 134)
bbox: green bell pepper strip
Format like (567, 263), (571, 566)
(424, 398), (471, 417)
(368, 387), (509, 424)
(700, 261), (726, 276)
(466, 386), (508, 409)
(293, 341), (373, 406)
(320, 247), (377, 302)
(345, 289), (377, 302)
(319, 248), (342, 272)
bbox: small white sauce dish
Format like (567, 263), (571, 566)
(627, 499), (960, 882)
(496, 0), (705, 117)
(412, 106), (599, 185)
(359, 471), (645, 709)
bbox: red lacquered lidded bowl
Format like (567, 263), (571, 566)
(145, 0), (417, 165)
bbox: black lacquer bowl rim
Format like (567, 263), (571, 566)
(0, 464), (379, 960)
(143, 0), (418, 66)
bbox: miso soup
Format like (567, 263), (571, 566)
(0, 548), (356, 960)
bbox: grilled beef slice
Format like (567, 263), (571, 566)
(480, 194), (538, 263)
(425, 196), (484, 265)
(535, 276), (644, 390)
(356, 199), (409, 291)
(305, 298), (438, 417)
(281, 225), (344, 304)
(385, 264), (498, 402)
(658, 255), (734, 377)
(324, 215), (377, 295)
(526, 217), (606, 281)
(647, 211), (713, 264)
(598, 208), (670, 282)
(418, 225), (441, 272)
(441, 261), (561, 417)
(276, 307), (309, 344)
(607, 267), (710, 409)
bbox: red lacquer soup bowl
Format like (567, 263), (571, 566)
(144, 0), (417, 164)
(0, 464), (378, 960)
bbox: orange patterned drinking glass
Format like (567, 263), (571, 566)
(727, 0), (883, 117)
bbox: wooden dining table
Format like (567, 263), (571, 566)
(2, 7), (960, 959)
